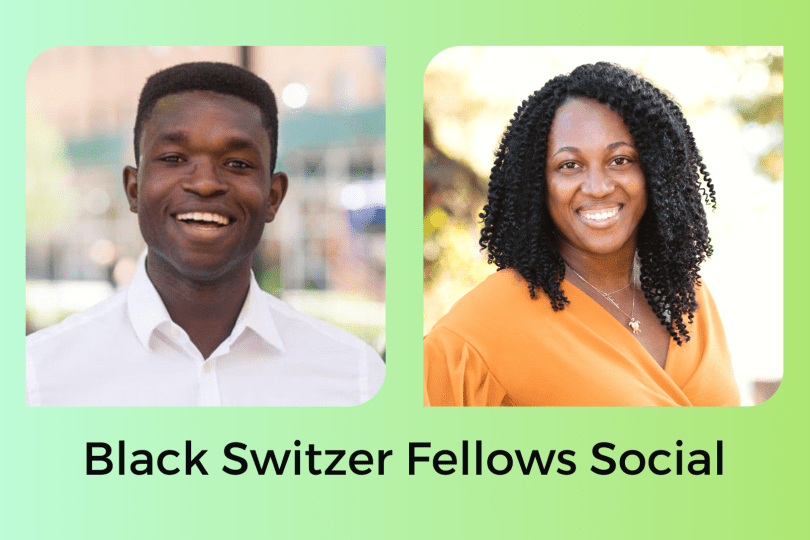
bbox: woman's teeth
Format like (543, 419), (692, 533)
(580, 208), (619, 222)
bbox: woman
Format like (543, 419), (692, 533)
(423, 62), (740, 406)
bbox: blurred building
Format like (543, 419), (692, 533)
(26, 46), (385, 345)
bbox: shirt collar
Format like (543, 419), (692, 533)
(126, 252), (286, 354)
(233, 271), (286, 353)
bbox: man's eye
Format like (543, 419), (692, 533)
(159, 155), (183, 163)
(226, 160), (251, 169)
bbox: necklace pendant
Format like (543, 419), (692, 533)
(629, 318), (640, 334)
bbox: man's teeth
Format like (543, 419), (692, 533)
(176, 212), (230, 225)
(580, 208), (619, 221)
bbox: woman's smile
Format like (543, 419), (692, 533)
(577, 205), (621, 225)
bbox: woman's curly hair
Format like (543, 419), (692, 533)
(479, 62), (716, 344)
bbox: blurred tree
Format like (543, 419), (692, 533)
(423, 119), (491, 331)
(708, 46), (783, 182)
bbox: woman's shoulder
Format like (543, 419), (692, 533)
(692, 278), (720, 314)
(428, 268), (551, 339)
(445, 267), (527, 309)
(464, 267), (530, 299)
(691, 278), (725, 329)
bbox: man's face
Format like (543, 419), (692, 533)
(124, 91), (287, 283)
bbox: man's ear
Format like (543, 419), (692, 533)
(266, 171), (289, 223)
(123, 166), (139, 213)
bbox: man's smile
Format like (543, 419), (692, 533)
(171, 211), (237, 240)
(175, 211), (233, 227)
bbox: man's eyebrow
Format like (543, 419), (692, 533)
(221, 137), (261, 153)
(155, 131), (189, 145)
(153, 132), (260, 153)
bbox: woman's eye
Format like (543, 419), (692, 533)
(612, 157), (631, 166)
(560, 161), (579, 170)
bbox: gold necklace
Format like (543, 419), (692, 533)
(566, 260), (640, 334)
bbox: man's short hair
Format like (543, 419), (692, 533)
(133, 61), (279, 171)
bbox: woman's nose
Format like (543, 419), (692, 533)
(580, 168), (615, 197)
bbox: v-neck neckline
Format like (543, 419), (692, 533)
(562, 277), (674, 374)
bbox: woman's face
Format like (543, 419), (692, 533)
(545, 97), (647, 259)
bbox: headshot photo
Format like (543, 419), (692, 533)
(423, 47), (782, 406)
(26, 46), (386, 406)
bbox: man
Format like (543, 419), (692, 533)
(26, 62), (385, 406)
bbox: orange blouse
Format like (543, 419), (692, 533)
(424, 269), (740, 406)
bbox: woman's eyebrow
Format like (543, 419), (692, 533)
(552, 141), (635, 156)
(606, 141), (635, 151)
(552, 146), (579, 156)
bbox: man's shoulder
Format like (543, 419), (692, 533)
(26, 289), (129, 353)
(256, 289), (376, 352)
(254, 289), (386, 399)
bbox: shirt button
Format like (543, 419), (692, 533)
(203, 363), (213, 375)
(170, 327), (180, 336)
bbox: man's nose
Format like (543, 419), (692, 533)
(183, 158), (228, 196)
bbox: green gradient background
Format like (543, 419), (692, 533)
(4, 1), (806, 538)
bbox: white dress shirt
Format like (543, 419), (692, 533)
(26, 258), (385, 406)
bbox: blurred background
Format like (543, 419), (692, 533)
(424, 46), (783, 405)
(26, 46), (386, 355)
